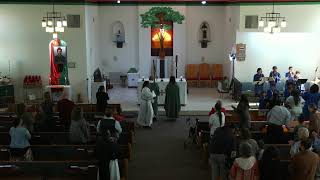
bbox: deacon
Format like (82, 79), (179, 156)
(253, 68), (265, 96)
(164, 76), (181, 120)
(137, 81), (155, 128)
(149, 76), (160, 121)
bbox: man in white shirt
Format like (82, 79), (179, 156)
(96, 109), (122, 138)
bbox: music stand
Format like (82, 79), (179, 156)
(297, 79), (308, 92)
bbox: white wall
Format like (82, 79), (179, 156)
(98, 6), (139, 75)
(186, 6), (226, 65)
(235, 4), (320, 82)
(0, 4), (87, 102)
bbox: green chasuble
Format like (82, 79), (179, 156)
(164, 83), (181, 118)
(149, 82), (160, 116)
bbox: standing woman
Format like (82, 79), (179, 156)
(302, 84), (320, 120)
(96, 86), (109, 113)
(253, 68), (265, 96)
(165, 76), (181, 120)
(208, 101), (225, 136)
(232, 94), (251, 129)
(137, 81), (155, 128)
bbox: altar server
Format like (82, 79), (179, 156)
(269, 66), (281, 88)
(253, 68), (265, 96)
(149, 76), (160, 121)
(137, 81), (154, 128)
(165, 76), (181, 120)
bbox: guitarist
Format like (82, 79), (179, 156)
(253, 68), (265, 96)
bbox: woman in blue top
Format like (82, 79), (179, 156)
(269, 66), (281, 88)
(9, 118), (31, 158)
(253, 68), (265, 96)
(302, 84), (320, 120)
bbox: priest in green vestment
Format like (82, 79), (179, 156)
(165, 76), (181, 119)
(149, 76), (160, 120)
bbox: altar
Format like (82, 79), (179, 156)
(46, 85), (71, 102)
(137, 78), (187, 105)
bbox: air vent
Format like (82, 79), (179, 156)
(245, 15), (258, 29)
(67, 15), (81, 28)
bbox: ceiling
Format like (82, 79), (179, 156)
(2, 0), (320, 4)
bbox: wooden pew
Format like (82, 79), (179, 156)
(0, 144), (130, 180)
(264, 144), (291, 160)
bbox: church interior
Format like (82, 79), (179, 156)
(0, 0), (320, 179)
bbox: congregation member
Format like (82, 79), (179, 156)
(238, 128), (259, 157)
(290, 127), (309, 156)
(229, 143), (259, 180)
(57, 92), (75, 130)
(253, 68), (265, 96)
(232, 94), (251, 129)
(9, 118), (31, 160)
(258, 91), (268, 109)
(222, 76), (229, 91)
(285, 66), (295, 84)
(69, 106), (90, 144)
(96, 85), (109, 113)
(164, 76), (181, 120)
(209, 125), (237, 180)
(137, 81), (154, 128)
(302, 84), (320, 120)
(293, 118), (306, 141)
(289, 139), (319, 180)
(39, 92), (55, 131)
(284, 82), (295, 99)
(285, 89), (304, 121)
(16, 103), (35, 133)
(209, 100), (226, 116)
(311, 130), (320, 153)
(95, 123), (120, 180)
(309, 103), (320, 134)
(97, 109), (122, 138)
(266, 85), (279, 100)
(208, 101), (225, 136)
(265, 98), (292, 144)
(259, 146), (282, 180)
(269, 66), (281, 88)
(149, 76), (160, 121)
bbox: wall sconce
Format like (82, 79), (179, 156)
(199, 22), (211, 48)
(112, 21), (125, 48)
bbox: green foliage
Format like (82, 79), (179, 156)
(140, 7), (185, 29)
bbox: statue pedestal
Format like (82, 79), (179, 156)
(46, 85), (71, 102)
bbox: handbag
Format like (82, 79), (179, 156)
(109, 159), (120, 180)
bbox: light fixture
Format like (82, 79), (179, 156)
(41, 0), (67, 39)
(201, 0), (207, 5)
(117, 0), (120, 3)
(258, 1), (287, 33)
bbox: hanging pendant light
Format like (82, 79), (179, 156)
(258, 1), (287, 33)
(41, 0), (67, 39)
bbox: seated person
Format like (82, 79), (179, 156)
(259, 146), (281, 180)
(290, 127), (309, 157)
(97, 109), (122, 139)
(57, 92), (75, 131)
(230, 143), (259, 180)
(311, 130), (320, 153)
(208, 100), (226, 116)
(69, 106), (90, 144)
(238, 128), (259, 157)
(289, 139), (319, 180)
(16, 103), (35, 133)
(308, 103), (320, 134)
(9, 118), (31, 160)
(258, 91), (268, 109)
(208, 102), (225, 136)
(284, 82), (295, 99)
(266, 86), (279, 100)
(293, 118), (305, 141)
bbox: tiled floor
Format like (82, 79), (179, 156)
(108, 85), (237, 114)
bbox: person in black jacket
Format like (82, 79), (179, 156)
(209, 125), (237, 180)
(96, 126), (120, 180)
(96, 86), (109, 113)
(259, 146), (282, 180)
